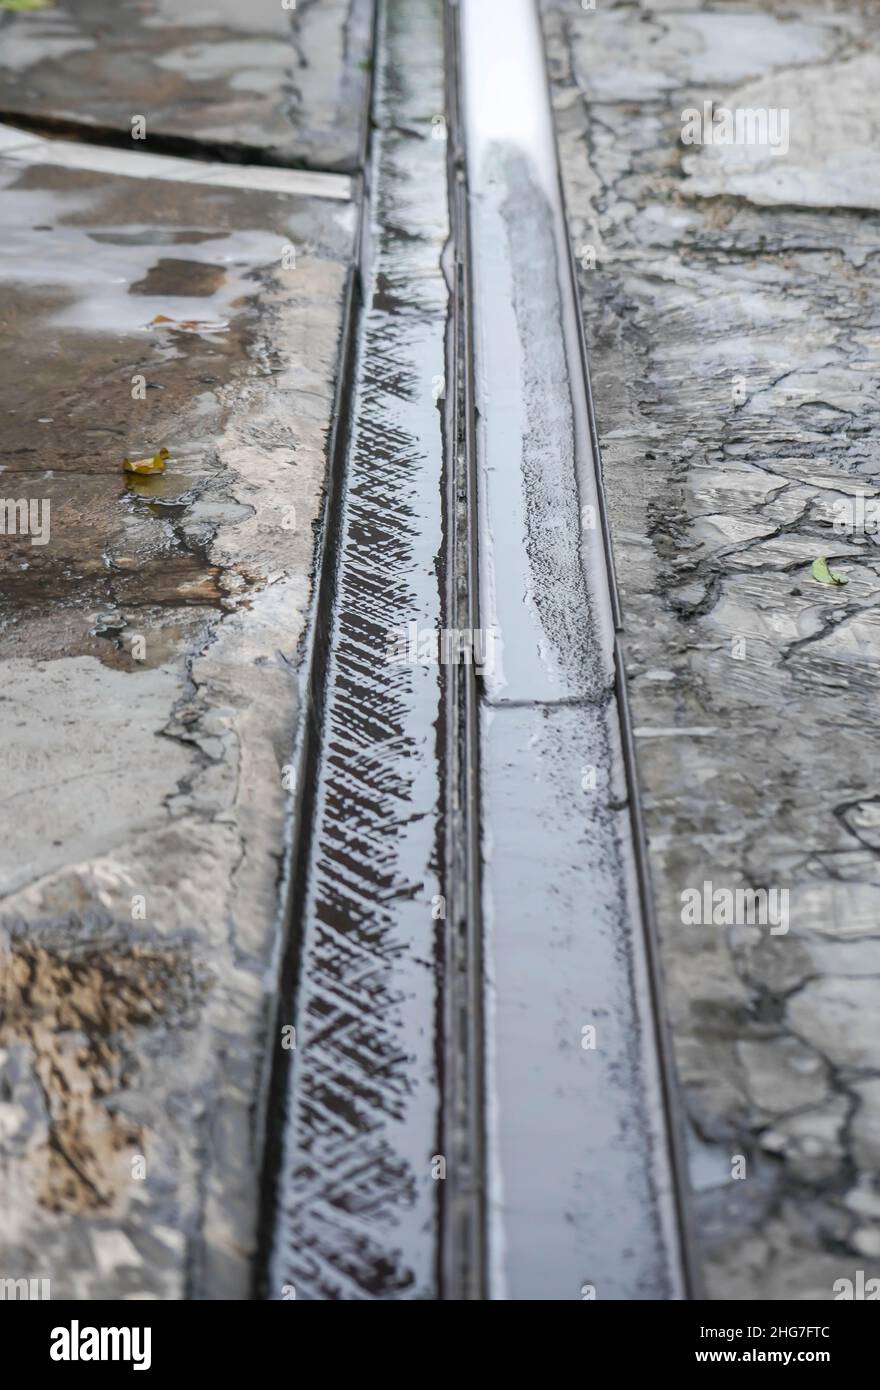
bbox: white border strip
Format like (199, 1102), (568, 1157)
(0, 122), (352, 202)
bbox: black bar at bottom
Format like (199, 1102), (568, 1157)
(3, 1298), (876, 1373)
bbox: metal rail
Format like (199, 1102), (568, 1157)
(439, 0), (487, 1301)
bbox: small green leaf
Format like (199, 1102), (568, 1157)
(811, 556), (847, 587)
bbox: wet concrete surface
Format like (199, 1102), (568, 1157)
(0, 0), (695, 1302)
(0, 153), (355, 1295)
(9, 0), (865, 1306)
(0, 0), (373, 171)
(542, 0), (880, 1298)
(0, 157), (353, 679)
(268, 0), (448, 1302)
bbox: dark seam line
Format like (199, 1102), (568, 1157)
(0, 109), (363, 179)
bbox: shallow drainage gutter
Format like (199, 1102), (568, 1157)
(460, 0), (693, 1299)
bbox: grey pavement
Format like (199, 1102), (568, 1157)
(0, 0), (373, 170)
(0, 77), (358, 1299)
(542, 0), (880, 1299)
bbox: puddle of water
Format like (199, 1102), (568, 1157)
(0, 168), (292, 339)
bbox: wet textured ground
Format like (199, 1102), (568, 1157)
(0, 143), (355, 1296)
(1, 0), (690, 1303)
(541, 0), (880, 1298)
(0, 0), (373, 170)
(5, 0), (876, 1305)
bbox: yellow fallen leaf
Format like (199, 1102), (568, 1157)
(149, 313), (229, 333)
(122, 447), (170, 475)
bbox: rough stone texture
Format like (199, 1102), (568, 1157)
(0, 156), (355, 1297)
(542, 0), (880, 1298)
(0, 0), (374, 171)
